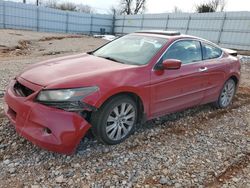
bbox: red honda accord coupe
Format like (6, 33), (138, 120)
(4, 30), (241, 154)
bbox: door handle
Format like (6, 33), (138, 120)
(199, 67), (208, 72)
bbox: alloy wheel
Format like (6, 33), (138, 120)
(106, 103), (136, 141)
(220, 79), (235, 107)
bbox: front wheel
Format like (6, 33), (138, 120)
(91, 95), (138, 145)
(215, 78), (236, 108)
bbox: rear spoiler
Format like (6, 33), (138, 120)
(222, 48), (237, 56)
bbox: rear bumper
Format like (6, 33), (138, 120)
(4, 80), (91, 155)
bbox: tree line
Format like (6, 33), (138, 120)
(22, 0), (227, 14)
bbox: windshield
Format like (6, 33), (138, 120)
(93, 35), (167, 65)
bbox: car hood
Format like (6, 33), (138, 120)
(20, 53), (136, 87)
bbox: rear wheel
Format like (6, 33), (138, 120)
(91, 95), (138, 145)
(215, 78), (236, 108)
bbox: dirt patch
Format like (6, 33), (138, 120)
(238, 50), (250, 56)
(9, 33), (23, 37)
(0, 29), (107, 60)
(42, 51), (72, 56)
(38, 35), (86, 42)
(0, 107), (4, 120)
(205, 87), (250, 119)
(206, 153), (250, 187)
(238, 86), (250, 94)
(143, 177), (160, 186)
(0, 40), (31, 57)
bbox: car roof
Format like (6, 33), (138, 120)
(132, 30), (191, 40)
(135, 30), (181, 36)
(132, 30), (220, 47)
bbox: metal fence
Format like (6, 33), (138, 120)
(115, 12), (250, 50)
(0, 1), (250, 50)
(0, 1), (113, 34)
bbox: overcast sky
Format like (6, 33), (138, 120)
(10, 0), (250, 13)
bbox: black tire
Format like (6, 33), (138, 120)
(91, 95), (138, 145)
(214, 78), (236, 108)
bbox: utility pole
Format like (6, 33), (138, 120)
(36, 0), (39, 6)
(23, 0), (26, 3)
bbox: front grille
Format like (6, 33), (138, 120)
(14, 81), (34, 97)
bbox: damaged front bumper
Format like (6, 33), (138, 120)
(4, 80), (93, 155)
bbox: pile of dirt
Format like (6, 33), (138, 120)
(0, 40), (31, 57)
(38, 35), (86, 42)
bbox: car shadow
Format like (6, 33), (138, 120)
(76, 87), (250, 154)
(76, 103), (215, 154)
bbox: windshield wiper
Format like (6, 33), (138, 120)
(98, 56), (125, 64)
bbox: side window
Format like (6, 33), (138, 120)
(163, 40), (202, 64)
(202, 43), (222, 60)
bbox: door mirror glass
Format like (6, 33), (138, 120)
(162, 59), (182, 70)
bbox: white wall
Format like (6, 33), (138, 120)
(115, 12), (250, 50)
(0, 1), (113, 34)
(0, 1), (250, 50)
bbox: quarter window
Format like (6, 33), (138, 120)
(163, 40), (202, 64)
(202, 43), (222, 60)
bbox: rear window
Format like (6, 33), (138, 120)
(202, 43), (222, 60)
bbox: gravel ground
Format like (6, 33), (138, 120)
(0, 29), (249, 188)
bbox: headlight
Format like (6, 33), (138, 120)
(36, 86), (99, 102)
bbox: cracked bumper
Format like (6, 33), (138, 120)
(4, 80), (91, 155)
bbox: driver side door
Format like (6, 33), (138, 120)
(150, 39), (207, 117)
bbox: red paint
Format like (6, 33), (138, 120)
(4, 80), (90, 154)
(4, 33), (241, 154)
(162, 59), (182, 70)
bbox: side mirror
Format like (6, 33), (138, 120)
(162, 59), (182, 70)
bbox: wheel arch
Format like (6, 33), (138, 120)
(229, 75), (239, 86)
(96, 91), (146, 123)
